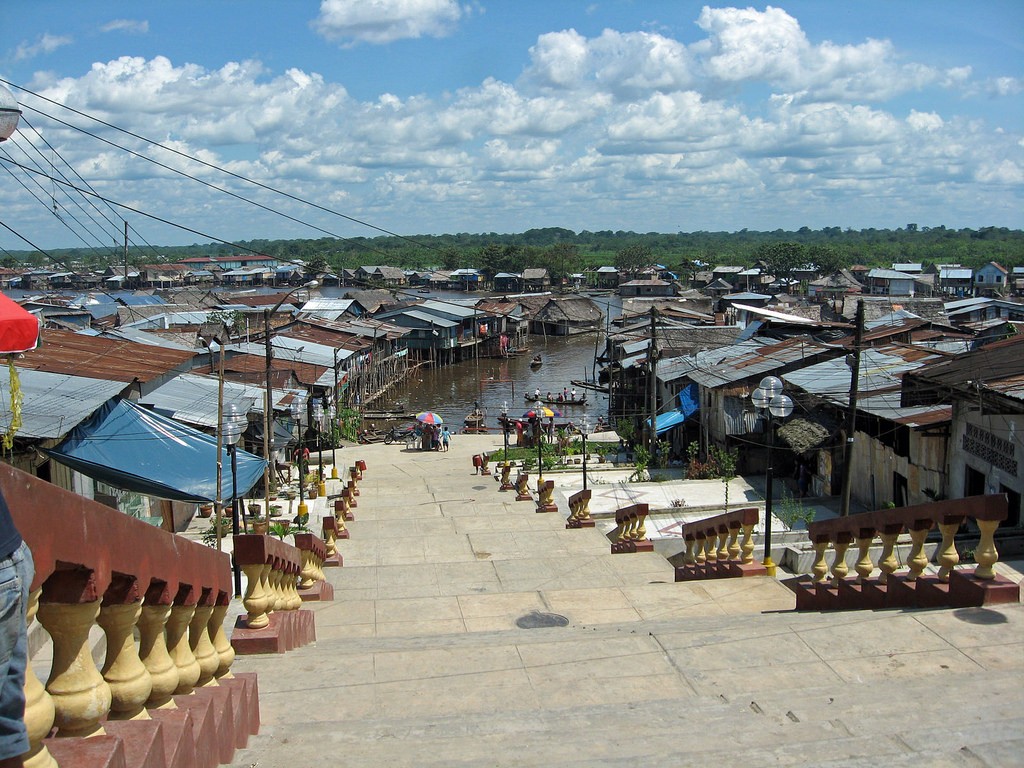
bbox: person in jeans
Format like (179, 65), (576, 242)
(0, 489), (32, 766)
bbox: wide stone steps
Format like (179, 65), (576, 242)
(226, 604), (1023, 767)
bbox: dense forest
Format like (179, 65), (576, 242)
(6, 225), (1023, 280)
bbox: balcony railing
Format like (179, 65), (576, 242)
(0, 462), (258, 767)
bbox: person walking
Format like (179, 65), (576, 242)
(441, 426), (451, 452)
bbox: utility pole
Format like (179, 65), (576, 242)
(123, 220), (129, 289)
(647, 306), (658, 451)
(840, 299), (864, 517)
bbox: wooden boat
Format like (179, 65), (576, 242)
(529, 355), (543, 369)
(463, 410), (489, 433)
(523, 394), (588, 406)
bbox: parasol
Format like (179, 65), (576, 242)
(523, 406), (561, 419)
(415, 411), (444, 425)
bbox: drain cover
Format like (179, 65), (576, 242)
(515, 611), (569, 629)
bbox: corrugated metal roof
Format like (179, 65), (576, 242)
(783, 347), (945, 407)
(138, 373), (267, 428)
(661, 337), (840, 388)
(0, 368), (126, 439)
(300, 298), (357, 312)
(17, 329), (195, 383)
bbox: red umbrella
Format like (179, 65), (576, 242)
(0, 293), (39, 354)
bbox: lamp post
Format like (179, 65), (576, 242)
(290, 391), (309, 520)
(263, 280), (318, 523)
(536, 415), (544, 481)
(751, 375), (793, 577)
(222, 403), (247, 597)
(328, 401), (337, 481)
(312, 400), (326, 496)
(580, 415), (590, 491)
(331, 347), (340, 479)
(501, 401), (509, 462)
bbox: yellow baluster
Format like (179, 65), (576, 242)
(811, 540), (830, 583)
(727, 525), (741, 562)
(876, 531), (900, 585)
(739, 524), (755, 564)
(241, 562), (270, 628)
(208, 603), (235, 680)
(830, 537), (851, 585)
(973, 519), (1000, 580)
(936, 519), (961, 582)
(854, 534), (876, 584)
(166, 603), (200, 695)
(22, 589), (56, 768)
(97, 601), (152, 720)
(138, 602), (177, 709)
(36, 599), (111, 737)
(188, 603), (219, 687)
(906, 526), (930, 581)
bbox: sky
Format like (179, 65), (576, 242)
(0, 1), (1022, 253)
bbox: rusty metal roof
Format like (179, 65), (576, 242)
(17, 329), (195, 383)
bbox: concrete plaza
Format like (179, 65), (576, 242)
(225, 433), (1024, 767)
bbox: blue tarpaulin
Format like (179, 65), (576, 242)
(647, 384), (700, 435)
(46, 398), (268, 502)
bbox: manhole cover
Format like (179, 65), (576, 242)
(516, 611), (569, 629)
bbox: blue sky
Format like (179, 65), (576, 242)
(1, 1), (1022, 251)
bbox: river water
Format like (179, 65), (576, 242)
(324, 288), (622, 432)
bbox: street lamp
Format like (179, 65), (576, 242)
(312, 400), (326, 496)
(331, 347), (340, 479)
(0, 85), (22, 142)
(751, 375), (793, 577)
(580, 415), (590, 491)
(263, 280), (318, 522)
(501, 401), (509, 461)
(290, 391), (309, 521)
(222, 403), (248, 597)
(328, 401), (337, 481)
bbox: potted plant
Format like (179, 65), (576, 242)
(251, 519), (269, 535)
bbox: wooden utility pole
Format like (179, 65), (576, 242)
(647, 307), (658, 450)
(839, 299), (864, 517)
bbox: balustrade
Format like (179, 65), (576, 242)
(497, 462), (513, 490)
(0, 462), (258, 767)
(536, 479), (558, 513)
(565, 489), (593, 529)
(675, 508), (762, 581)
(787, 494), (1018, 611)
(610, 504), (653, 554)
(515, 473), (531, 501)
(231, 534), (316, 653)
(294, 532), (334, 601)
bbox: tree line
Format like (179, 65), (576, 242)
(6, 225), (1021, 282)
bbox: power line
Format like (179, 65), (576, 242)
(1, 78), (444, 256)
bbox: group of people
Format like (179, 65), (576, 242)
(420, 423), (451, 452)
(532, 387), (579, 403)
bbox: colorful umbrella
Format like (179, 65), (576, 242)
(415, 411), (444, 425)
(523, 407), (561, 419)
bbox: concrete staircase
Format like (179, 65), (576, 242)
(224, 438), (1024, 767)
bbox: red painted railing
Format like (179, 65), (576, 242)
(0, 462), (258, 767)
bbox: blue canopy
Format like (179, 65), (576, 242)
(647, 384), (700, 435)
(46, 398), (268, 503)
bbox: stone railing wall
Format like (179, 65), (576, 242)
(786, 494), (1019, 610)
(674, 507), (764, 581)
(0, 462), (258, 768)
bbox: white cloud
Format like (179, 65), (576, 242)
(314, 0), (464, 45)
(13, 33), (73, 62)
(100, 19), (149, 35)
(7, 4), (1021, 248)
